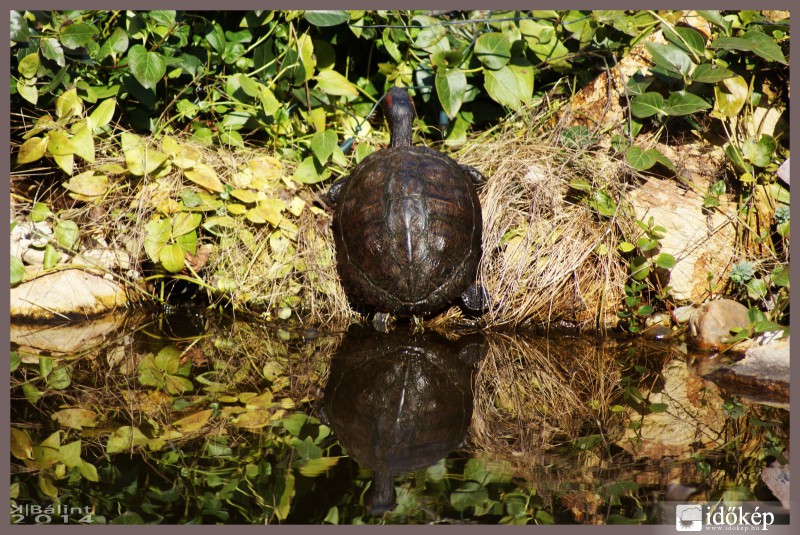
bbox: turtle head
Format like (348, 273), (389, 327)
(382, 87), (415, 148)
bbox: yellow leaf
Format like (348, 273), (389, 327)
(51, 408), (99, 430)
(245, 390), (274, 408)
(184, 162), (224, 192)
(55, 88), (83, 120)
(16, 136), (48, 164)
(287, 196), (305, 216)
(248, 156), (282, 181)
(53, 153), (74, 175)
(10, 428), (34, 460)
(233, 408), (272, 429)
(256, 198), (286, 226)
(172, 409), (212, 433)
(63, 170), (108, 197)
(69, 124), (96, 163)
(47, 130), (78, 156)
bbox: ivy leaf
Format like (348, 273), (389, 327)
(291, 156), (324, 184)
(645, 41), (694, 76)
(60, 22), (98, 50)
(310, 130), (337, 164)
(11, 257), (25, 285)
(18, 53), (40, 78)
(314, 70), (358, 97)
(475, 32), (512, 70)
(625, 145), (657, 171)
(691, 63), (734, 83)
(127, 44), (167, 90)
(63, 170), (108, 197)
(662, 91), (710, 116)
(55, 220), (80, 250)
(484, 62), (533, 112)
(742, 135), (776, 168)
(630, 92), (664, 118)
(16, 80), (38, 105)
(171, 212), (202, 239)
(89, 98), (117, 131)
(714, 75), (748, 118)
(159, 243), (186, 273)
(184, 163), (224, 192)
(741, 31), (787, 64)
(662, 24), (705, 59)
(435, 68), (466, 119)
(10, 10), (29, 43)
(304, 11), (350, 27)
(40, 38), (65, 67)
(16, 136), (48, 164)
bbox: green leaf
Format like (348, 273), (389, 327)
(106, 426), (150, 454)
(127, 45), (167, 90)
(648, 402), (669, 413)
(618, 241), (636, 253)
(662, 25), (705, 58)
(637, 304), (655, 316)
(725, 144), (754, 175)
(741, 31), (787, 64)
(99, 27), (129, 59)
(48, 365), (72, 389)
(144, 219), (171, 262)
(11, 257), (25, 285)
(696, 10), (731, 33)
(484, 62), (534, 112)
(630, 255), (650, 281)
(742, 135), (776, 167)
(40, 37), (65, 67)
(630, 92), (664, 118)
(475, 32), (512, 70)
(655, 253), (677, 270)
(625, 145), (657, 170)
(304, 11), (350, 27)
(55, 220), (79, 250)
(43, 244), (59, 269)
(16, 136), (48, 164)
(714, 76), (748, 118)
(18, 53), (40, 78)
(662, 91), (710, 116)
(10, 10), (29, 43)
(645, 42), (694, 76)
(690, 63), (734, 83)
(171, 212), (202, 238)
(314, 70), (358, 97)
(69, 125), (95, 163)
(60, 22), (98, 50)
(16, 80), (38, 105)
(55, 88), (83, 120)
(121, 132), (170, 176)
(310, 130), (337, 164)
(435, 68), (467, 119)
(298, 456), (339, 477)
(89, 98), (117, 131)
(30, 202), (53, 223)
(291, 157), (324, 184)
(746, 278), (767, 300)
(159, 243), (186, 273)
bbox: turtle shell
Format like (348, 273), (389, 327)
(321, 327), (481, 474)
(333, 145), (482, 316)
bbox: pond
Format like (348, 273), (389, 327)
(9, 309), (790, 525)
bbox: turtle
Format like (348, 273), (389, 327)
(330, 87), (487, 326)
(319, 325), (485, 515)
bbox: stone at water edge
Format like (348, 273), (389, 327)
(777, 158), (790, 187)
(688, 298), (750, 350)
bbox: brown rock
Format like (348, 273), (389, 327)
(689, 299), (750, 350)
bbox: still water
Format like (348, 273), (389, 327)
(9, 309), (790, 525)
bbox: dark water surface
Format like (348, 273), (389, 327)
(9, 309), (790, 525)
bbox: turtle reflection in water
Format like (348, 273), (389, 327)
(319, 326), (485, 516)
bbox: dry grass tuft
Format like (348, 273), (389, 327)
(458, 117), (629, 329)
